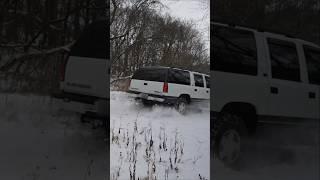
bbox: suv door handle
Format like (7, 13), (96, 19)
(206, 90), (209, 93)
(144, 83), (148, 85)
(270, 86), (278, 94)
(194, 89), (198, 92)
(309, 92), (316, 99)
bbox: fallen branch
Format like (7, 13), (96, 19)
(0, 41), (75, 72)
(110, 75), (132, 84)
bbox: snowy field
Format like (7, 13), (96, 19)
(0, 93), (108, 180)
(110, 91), (210, 180)
(213, 120), (320, 180)
(1, 91), (318, 180)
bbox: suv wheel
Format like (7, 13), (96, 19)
(141, 99), (153, 106)
(214, 112), (248, 167)
(175, 97), (188, 114)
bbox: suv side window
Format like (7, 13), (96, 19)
(268, 38), (300, 81)
(194, 74), (204, 87)
(132, 68), (166, 82)
(304, 45), (320, 85)
(205, 76), (210, 88)
(168, 69), (190, 85)
(212, 25), (257, 75)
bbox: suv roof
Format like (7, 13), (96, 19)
(139, 66), (209, 76)
(212, 21), (320, 49)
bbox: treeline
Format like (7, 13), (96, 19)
(110, 0), (209, 78)
(0, 0), (106, 93)
(213, 0), (320, 45)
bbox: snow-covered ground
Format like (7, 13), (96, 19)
(1, 91), (318, 180)
(0, 93), (108, 180)
(213, 121), (320, 180)
(110, 91), (210, 180)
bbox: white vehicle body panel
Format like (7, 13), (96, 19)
(129, 67), (210, 103)
(130, 80), (164, 96)
(211, 22), (320, 120)
(62, 56), (108, 99)
(53, 21), (109, 117)
(167, 83), (194, 98)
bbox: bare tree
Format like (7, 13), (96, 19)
(110, 0), (209, 80)
(0, 0), (107, 93)
(213, 0), (320, 45)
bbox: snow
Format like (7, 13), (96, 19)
(1, 91), (317, 180)
(0, 93), (107, 179)
(160, 0), (210, 52)
(213, 122), (320, 180)
(110, 91), (210, 180)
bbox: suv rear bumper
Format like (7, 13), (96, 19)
(52, 91), (108, 116)
(127, 91), (177, 104)
(128, 93), (165, 102)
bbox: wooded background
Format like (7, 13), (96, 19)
(110, 0), (210, 80)
(0, 0), (106, 94)
(213, 0), (320, 45)
(1, 0), (318, 93)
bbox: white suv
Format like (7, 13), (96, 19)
(128, 66), (210, 114)
(53, 21), (109, 121)
(212, 22), (320, 166)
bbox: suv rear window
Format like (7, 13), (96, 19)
(194, 74), (204, 87)
(304, 45), (320, 85)
(268, 38), (300, 81)
(168, 69), (190, 85)
(70, 21), (107, 59)
(212, 25), (257, 75)
(132, 68), (167, 82)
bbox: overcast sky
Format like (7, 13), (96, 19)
(159, 0), (210, 54)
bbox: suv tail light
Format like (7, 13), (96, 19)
(163, 82), (168, 93)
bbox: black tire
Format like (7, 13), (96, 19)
(141, 99), (154, 106)
(175, 97), (188, 115)
(80, 114), (90, 123)
(213, 112), (248, 169)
